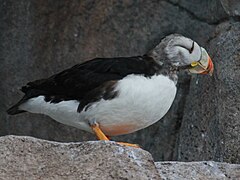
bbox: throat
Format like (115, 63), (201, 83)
(144, 54), (178, 84)
(158, 64), (178, 84)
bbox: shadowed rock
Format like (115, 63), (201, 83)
(177, 21), (240, 163)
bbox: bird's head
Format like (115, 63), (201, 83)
(147, 34), (214, 75)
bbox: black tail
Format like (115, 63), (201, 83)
(7, 97), (27, 115)
(7, 105), (26, 115)
(7, 85), (46, 115)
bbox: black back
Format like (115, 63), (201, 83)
(21, 56), (161, 103)
(7, 55), (163, 115)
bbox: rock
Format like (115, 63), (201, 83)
(168, 0), (228, 24)
(156, 161), (240, 180)
(1, 136), (240, 179)
(176, 21), (240, 164)
(0, 136), (160, 179)
(220, 0), (240, 16)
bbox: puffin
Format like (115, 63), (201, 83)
(7, 34), (214, 147)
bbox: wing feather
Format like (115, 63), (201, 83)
(22, 56), (160, 101)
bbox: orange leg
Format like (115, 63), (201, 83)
(89, 121), (140, 148)
(90, 122), (109, 141)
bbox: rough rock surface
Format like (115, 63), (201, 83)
(0, 136), (160, 179)
(220, 0), (240, 16)
(1, 136), (240, 180)
(1, 0), (240, 163)
(156, 161), (240, 180)
(177, 21), (240, 163)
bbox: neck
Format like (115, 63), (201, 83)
(144, 54), (178, 84)
(146, 49), (164, 65)
(159, 64), (178, 84)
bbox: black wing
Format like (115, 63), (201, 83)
(21, 56), (160, 102)
(7, 55), (162, 115)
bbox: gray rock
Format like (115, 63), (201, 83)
(168, 0), (228, 24)
(1, 136), (239, 180)
(156, 161), (240, 180)
(221, 0), (240, 16)
(177, 21), (240, 163)
(0, 135), (160, 179)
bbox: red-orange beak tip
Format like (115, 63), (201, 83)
(208, 57), (214, 76)
(201, 56), (214, 76)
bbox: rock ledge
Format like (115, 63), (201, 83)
(0, 136), (239, 179)
(0, 135), (160, 179)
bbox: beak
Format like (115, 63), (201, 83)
(188, 48), (214, 76)
(200, 56), (214, 76)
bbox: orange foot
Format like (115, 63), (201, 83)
(117, 142), (140, 148)
(89, 121), (140, 148)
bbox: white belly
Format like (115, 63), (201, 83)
(81, 74), (177, 135)
(20, 74), (177, 136)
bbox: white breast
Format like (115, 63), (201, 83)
(80, 74), (177, 136)
(20, 74), (177, 136)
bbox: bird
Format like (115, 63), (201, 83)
(7, 34), (214, 148)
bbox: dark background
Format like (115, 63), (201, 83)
(1, 0), (239, 163)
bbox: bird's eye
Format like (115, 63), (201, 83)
(189, 41), (194, 54)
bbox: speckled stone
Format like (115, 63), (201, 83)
(220, 0), (240, 16)
(177, 22), (240, 164)
(156, 161), (240, 180)
(0, 136), (160, 179)
(1, 136), (240, 180)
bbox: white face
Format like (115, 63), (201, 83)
(163, 35), (213, 75)
(164, 36), (202, 66)
(188, 48), (213, 74)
